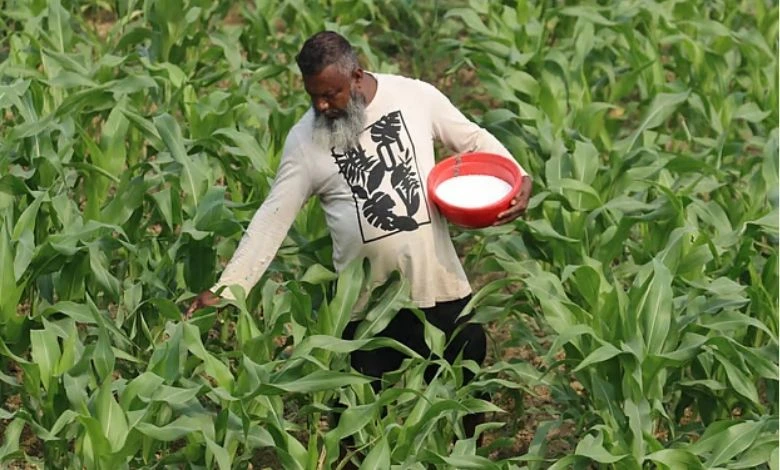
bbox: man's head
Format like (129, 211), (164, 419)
(296, 31), (367, 149)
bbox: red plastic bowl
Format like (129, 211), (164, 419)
(427, 152), (522, 228)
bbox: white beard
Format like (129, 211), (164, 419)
(312, 89), (367, 150)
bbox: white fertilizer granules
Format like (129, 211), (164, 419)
(435, 175), (513, 208)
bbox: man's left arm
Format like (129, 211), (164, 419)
(424, 82), (532, 224)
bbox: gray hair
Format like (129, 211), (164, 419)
(296, 31), (359, 77)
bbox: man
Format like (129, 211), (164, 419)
(186, 31), (532, 439)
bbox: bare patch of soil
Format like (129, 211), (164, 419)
(84, 7), (116, 40)
(480, 317), (577, 461)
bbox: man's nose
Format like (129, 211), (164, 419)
(315, 98), (329, 113)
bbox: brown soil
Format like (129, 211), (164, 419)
(84, 7), (116, 40)
(479, 315), (576, 461)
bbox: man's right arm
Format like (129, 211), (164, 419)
(186, 137), (313, 316)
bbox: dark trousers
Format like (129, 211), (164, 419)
(342, 295), (487, 438)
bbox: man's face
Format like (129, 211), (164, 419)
(305, 64), (367, 150)
(303, 64), (355, 119)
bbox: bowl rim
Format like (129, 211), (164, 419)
(428, 152), (522, 214)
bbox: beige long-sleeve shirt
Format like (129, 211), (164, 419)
(212, 73), (527, 307)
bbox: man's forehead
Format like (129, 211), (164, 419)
(305, 64), (351, 90)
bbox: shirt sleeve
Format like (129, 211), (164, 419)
(210, 136), (313, 299)
(424, 81), (528, 177)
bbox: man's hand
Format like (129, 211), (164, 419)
(184, 290), (221, 319)
(493, 175), (532, 226)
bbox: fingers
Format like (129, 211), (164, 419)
(494, 177), (533, 225)
(493, 205), (522, 225)
(184, 301), (199, 319)
(516, 175), (532, 202)
(496, 203), (516, 221)
(183, 291), (221, 320)
(497, 196), (526, 218)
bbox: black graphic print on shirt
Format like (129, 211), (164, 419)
(331, 110), (431, 243)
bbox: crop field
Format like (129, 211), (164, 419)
(0, 0), (778, 469)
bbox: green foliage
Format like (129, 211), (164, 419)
(0, 0), (777, 468)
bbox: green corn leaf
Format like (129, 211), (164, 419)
(575, 432), (627, 464)
(98, 102), (130, 177)
(0, 80), (30, 109)
(621, 91), (690, 152)
(29, 328), (61, 391)
(563, 264), (603, 310)
(214, 128), (272, 173)
(440, 454), (502, 469)
(456, 277), (518, 321)
(40, 301), (96, 324)
(327, 403), (377, 441)
(726, 434), (779, 469)
(678, 379), (727, 391)
(263, 370), (372, 394)
(733, 102), (770, 123)
(140, 59), (187, 88)
(92, 327), (116, 382)
(444, 8), (493, 35)
(95, 379), (129, 453)
(572, 140), (600, 186)
(505, 70), (539, 98)
(689, 420), (765, 466)
(79, 415), (110, 467)
(416, 308), (445, 357)
(149, 298), (184, 321)
(555, 178), (602, 211)
(11, 192), (44, 280)
(88, 243), (122, 300)
(49, 410), (80, 437)
(98, 174), (149, 227)
(573, 344), (623, 372)
(46, 0), (72, 52)
(711, 350), (761, 405)
(547, 455), (579, 470)
(41, 49), (90, 78)
(590, 375), (623, 426)
(135, 415), (203, 441)
(183, 323), (234, 389)
(360, 433), (390, 469)
(140, 384), (202, 405)
(291, 336), (419, 359)
(151, 187), (175, 231)
(644, 449), (704, 469)
(205, 436), (232, 470)
(300, 263), (339, 284)
(0, 221), (24, 331)
(120, 372), (165, 409)
(107, 74), (158, 96)
(121, 108), (164, 150)
(354, 276), (410, 339)
(327, 257), (366, 337)
(638, 259), (673, 355)
(0, 418), (24, 461)
(193, 187), (240, 235)
(624, 398), (651, 459)
(154, 113), (208, 207)
(522, 219), (579, 242)
(699, 310), (777, 339)
(559, 5), (616, 25)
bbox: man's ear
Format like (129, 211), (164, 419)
(353, 68), (364, 83)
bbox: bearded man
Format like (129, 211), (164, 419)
(187, 31), (532, 441)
